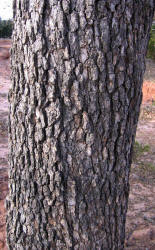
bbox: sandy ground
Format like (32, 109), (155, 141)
(0, 40), (10, 250)
(0, 40), (155, 249)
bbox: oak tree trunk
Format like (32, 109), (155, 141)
(7, 1), (154, 249)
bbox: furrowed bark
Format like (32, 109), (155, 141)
(7, 0), (154, 249)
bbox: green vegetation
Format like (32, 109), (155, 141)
(133, 141), (150, 160)
(142, 162), (155, 172)
(147, 24), (155, 60)
(140, 104), (155, 120)
(152, 100), (155, 106)
(134, 141), (150, 155)
(133, 141), (155, 179)
(0, 19), (13, 38)
(137, 162), (155, 178)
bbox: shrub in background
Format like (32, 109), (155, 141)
(147, 24), (155, 60)
(0, 19), (13, 38)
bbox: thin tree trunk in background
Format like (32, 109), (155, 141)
(7, 0), (154, 249)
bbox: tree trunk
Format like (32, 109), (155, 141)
(7, 1), (154, 249)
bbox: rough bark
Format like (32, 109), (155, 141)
(7, 0), (154, 249)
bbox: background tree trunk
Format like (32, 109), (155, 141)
(7, 0), (154, 249)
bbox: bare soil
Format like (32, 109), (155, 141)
(125, 59), (155, 250)
(0, 40), (10, 250)
(0, 40), (155, 249)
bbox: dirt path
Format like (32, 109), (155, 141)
(0, 47), (10, 249)
(125, 118), (155, 249)
(125, 60), (155, 249)
(0, 40), (155, 249)
(0, 40), (10, 249)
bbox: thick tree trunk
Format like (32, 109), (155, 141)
(7, 1), (154, 249)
